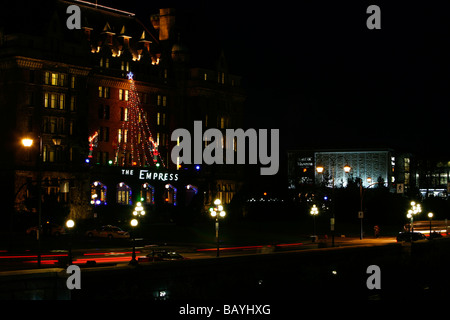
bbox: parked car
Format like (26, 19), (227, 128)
(26, 222), (65, 237)
(428, 232), (443, 240)
(139, 250), (186, 262)
(396, 231), (427, 242)
(85, 225), (130, 239)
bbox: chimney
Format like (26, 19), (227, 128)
(159, 8), (175, 41)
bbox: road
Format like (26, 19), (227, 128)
(0, 236), (396, 271)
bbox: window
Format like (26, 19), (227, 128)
(44, 72), (66, 87)
(163, 184), (177, 205)
(59, 74), (66, 87)
(156, 95), (167, 106)
(98, 126), (109, 142)
(117, 129), (128, 144)
(121, 61), (130, 71)
(59, 94), (65, 109)
(97, 151), (109, 165)
(98, 86), (110, 99)
(91, 181), (107, 205)
(120, 107), (128, 121)
(117, 182), (131, 205)
(49, 118), (57, 133)
(404, 158), (410, 172)
(70, 96), (76, 111)
(119, 89), (129, 101)
(141, 183), (155, 205)
(51, 93), (57, 108)
(51, 73), (58, 86)
(98, 105), (110, 119)
(218, 72), (225, 84)
(70, 76), (76, 89)
(157, 112), (160, 125)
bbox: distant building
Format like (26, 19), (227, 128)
(417, 157), (450, 198)
(288, 148), (415, 192)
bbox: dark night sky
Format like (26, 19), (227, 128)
(83, 1), (450, 156)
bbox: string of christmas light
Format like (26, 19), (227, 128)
(114, 71), (165, 167)
(88, 131), (99, 160)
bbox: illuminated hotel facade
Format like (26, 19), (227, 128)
(0, 1), (245, 227)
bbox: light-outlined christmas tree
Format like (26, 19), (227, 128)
(113, 71), (165, 168)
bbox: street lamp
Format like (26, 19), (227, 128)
(21, 136), (43, 267)
(130, 218), (139, 265)
(133, 201), (146, 217)
(407, 201), (422, 232)
(428, 212), (434, 236)
(66, 219), (75, 265)
(310, 204), (319, 241)
(21, 138), (33, 147)
(130, 202), (146, 265)
(316, 164), (352, 247)
(210, 199), (226, 257)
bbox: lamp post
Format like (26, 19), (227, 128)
(132, 201), (146, 218)
(130, 218), (139, 265)
(316, 164), (351, 247)
(310, 204), (319, 241)
(428, 212), (434, 236)
(21, 136), (43, 268)
(65, 219), (75, 265)
(407, 201), (422, 232)
(209, 199), (226, 257)
(129, 202), (145, 265)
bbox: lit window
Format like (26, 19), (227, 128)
(59, 74), (65, 87)
(91, 181), (107, 205)
(59, 94), (65, 109)
(141, 184), (155, 204)
(50, 93), (58, 109)
(117, 182), (132, 205)
(51, 73), (58, 86)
